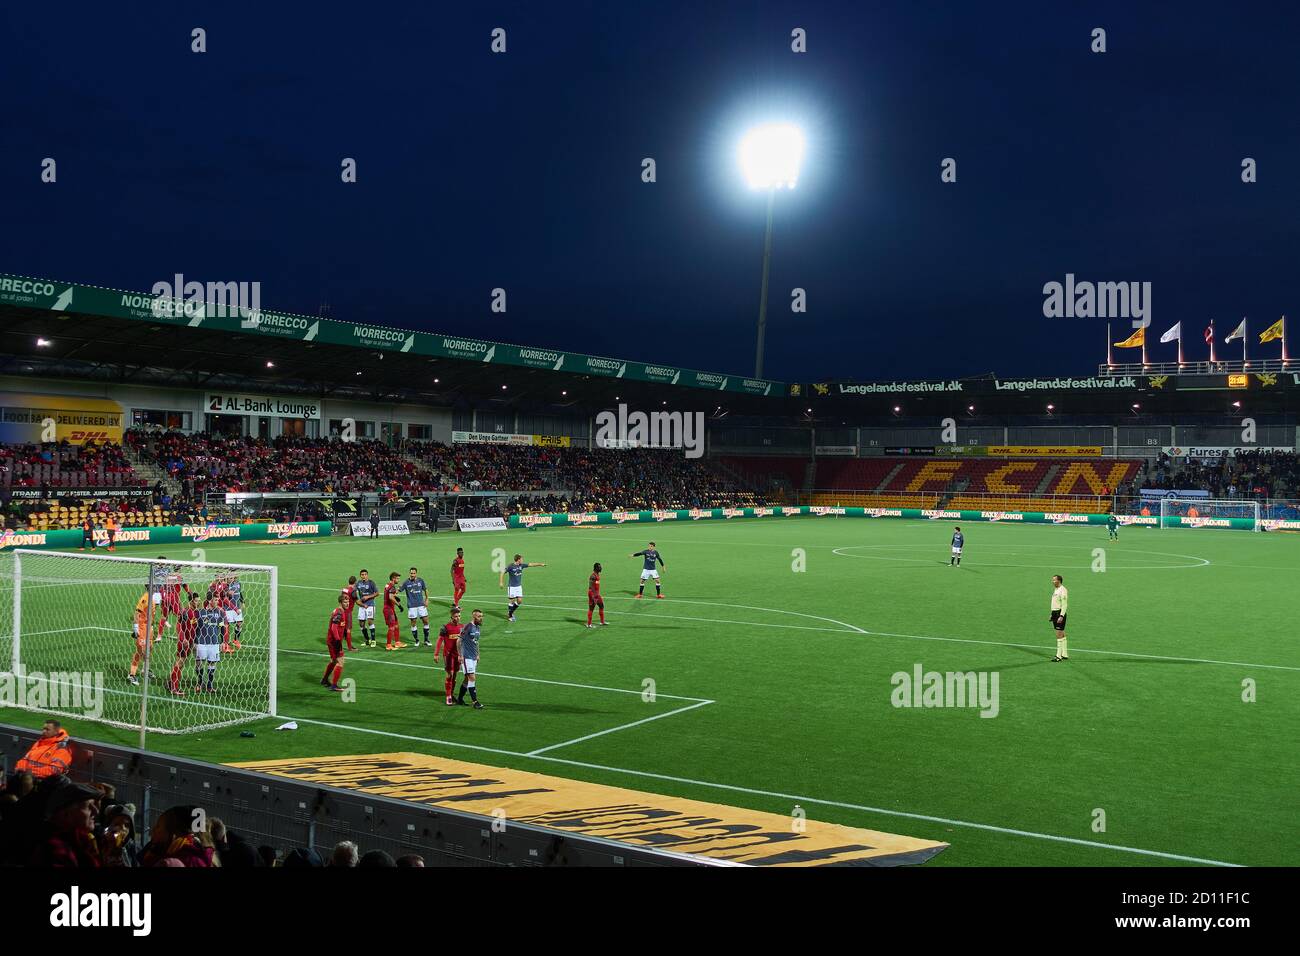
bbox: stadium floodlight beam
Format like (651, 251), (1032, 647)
(739, 123), (804, 379)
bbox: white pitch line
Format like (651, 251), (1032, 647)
(278, 713), (1243, 867)
(276, 647), (709, 701)
(526, 699), (715, 756)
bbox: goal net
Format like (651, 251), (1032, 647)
(0, 550), (277, 735)
(1158, 497), (1261, 531)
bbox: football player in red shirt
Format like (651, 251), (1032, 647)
(321, 596), (348, 691)
(339, 575), (358, 651)
(586, 562), (607, 628)
(383, 572), (406, 650)
(168, 594), (200, 696)
(435, 607), (463, 705)
(451, 548), (467, 608)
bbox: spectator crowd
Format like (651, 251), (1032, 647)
(1133, 449), (1300, 500)
(1, 720), (425, 868)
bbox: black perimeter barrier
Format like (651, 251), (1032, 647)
(0, 722), (727, 867)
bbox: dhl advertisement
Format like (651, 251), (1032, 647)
(0, 393), (125, 445)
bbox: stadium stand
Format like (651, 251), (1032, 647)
(126, 430), (435, 496)
(0, 441), (141, 489)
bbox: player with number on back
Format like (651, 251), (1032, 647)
(322, 595), (348, 691)
(382, 572), (405, 650)
(630, 542), (665, 598)
(168, 594), (199, 696)
(339, 575), (358, 650)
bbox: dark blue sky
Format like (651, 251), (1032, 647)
(3, 1), (1298, 382)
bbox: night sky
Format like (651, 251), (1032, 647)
(2, 1), (1298, 383)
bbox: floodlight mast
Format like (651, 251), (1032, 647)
(739, 124), (803, 379)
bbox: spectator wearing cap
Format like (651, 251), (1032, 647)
(30, 780), (103, 867)
(15, 720), (73, 779)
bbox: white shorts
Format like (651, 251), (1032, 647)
(151, 592), (163, 605)
(461, 656), (478, 675)
(507, 585), (523, 599)
(640, 569), (660, 581)
(195, 643), (221, 663)
(357, 606), (375, 621)
(225, 609), (243, 623)
(951, 547), (963, 556)
(408, 606), (429, 620)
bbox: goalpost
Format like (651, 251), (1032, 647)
(1158, 497), (1261, 531)
(0, 549), (277, 745)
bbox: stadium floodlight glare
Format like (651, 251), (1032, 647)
(740, 123), (804, 380)
(738, 123), (804, 191)
(36, 338), (52, 347)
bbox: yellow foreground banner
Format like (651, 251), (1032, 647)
(234, 752), (948, 866)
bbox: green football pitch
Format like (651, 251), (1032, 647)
(3, 518), (1298, 866)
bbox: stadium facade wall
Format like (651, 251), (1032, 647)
(0, 723), (715, 867)
(509, 505), (1299, 532)
(0, 376), (453, 443)
(0, 520), (333, 552)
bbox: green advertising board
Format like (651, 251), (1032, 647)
(0, 521), (333, 552)
(508, 505), (1293, 531)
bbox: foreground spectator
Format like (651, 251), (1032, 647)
(140, 805), (219, 867)
(330, 840), (360, 867)
(15, 720), (73, 779)
(30, 780), (103, 867)
(98, 802), (141, 867)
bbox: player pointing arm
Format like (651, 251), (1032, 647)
(499, 554), (544, 624)
(630, 541), (665, 599)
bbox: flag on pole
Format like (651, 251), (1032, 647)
(1204, 321), (1216, 362)
(1224, 319), (1246, 343)
(1259, 317), (1284, 343)
(1159, 322), (1181, 343)
(1114, 327), (1145, 348)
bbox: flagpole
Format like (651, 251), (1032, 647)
(1209, 319), (1216, 363)
(1141, 325), (1148, 367)
(1178, 325), (1184, 365)
(1243, 317), (1249, 368)
(1284, 315), (1290, 362)
(1107, 322), (1113, 367)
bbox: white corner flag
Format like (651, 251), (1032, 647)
(1159, 322), (1181, 343)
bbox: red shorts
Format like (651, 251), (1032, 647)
(384, 610), (398, 626)
(443, 651), (461, 674)
(452, 578), (466, 590)
(163, 594), (181, 613)
(588, 592), (603, 605)
(176, 639), (194, 658)
(327, 637), (345, 658)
